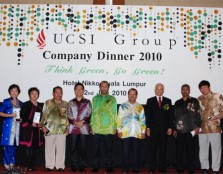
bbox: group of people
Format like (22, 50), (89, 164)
(0, 80), (223, 174)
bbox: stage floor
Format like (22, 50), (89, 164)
(0, 166), (223, 174)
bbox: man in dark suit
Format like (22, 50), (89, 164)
(145, 83), (173, 173)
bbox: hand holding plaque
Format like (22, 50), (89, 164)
(13, 108), (21, 121)
(33, 112), (41, 125)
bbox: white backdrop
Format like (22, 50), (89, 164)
(0, 5), (222, 104)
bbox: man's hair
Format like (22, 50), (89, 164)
(74, 82), (85, 90)
(128, 88), (138, 95)
(181, 84), (190, 90)
(198, 80), (210, 89)
(99, 81), (110, 88)
(53, 86), (63, 93)
(28, 87), (40, 97)
(155, 83), (164, 90)
(8, 84), (21, 94)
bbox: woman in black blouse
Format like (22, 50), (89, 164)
(20, 87), (44, 171)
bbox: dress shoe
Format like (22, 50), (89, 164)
(148, 169), (155, 173)
(28, 168), (38, 171)
(91, 168), (99, 173)
(213, 171), (219, 174)
(159, 169), (167, 174)
(45, 168), (54, 172)
(57, 168), (64, 172)
(132, 169), (139, 173)
(106, 168), (114, 173)
(201, 169), (208, 174)
(122, 168), (128, 173)
(71, 167), (77, 172)
(176, 169), (184, 173)
(80, 168), (86, 173)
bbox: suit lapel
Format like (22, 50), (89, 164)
(153, 96), (160, 109)
(161, 97), (165, 108)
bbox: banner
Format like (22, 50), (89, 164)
(0, 5), (222, 104)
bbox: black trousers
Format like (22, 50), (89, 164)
(149, 130), (167, 171)
(26, 147), (36, 169)
(70, 134), (87, 169)
(92, 134), (114, 169)
(176, 132), (194, 172)
(122, 137), (140, 171)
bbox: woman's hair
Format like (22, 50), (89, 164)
(28, 87), (40, 97)
(8, 84), (21, 94)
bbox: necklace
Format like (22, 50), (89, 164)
(11, 99), (19, 108)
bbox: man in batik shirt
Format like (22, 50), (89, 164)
(173, 84), (201, 174)
(90, 81), (117, 173)
(117, 88), (146, 174)
(40, 86), (69, 172)
(198, 80), (223, 174)
(67, 82), (92, 172)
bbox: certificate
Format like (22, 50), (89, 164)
(13, 108), (21, 119)
(33, 112), (41, 123)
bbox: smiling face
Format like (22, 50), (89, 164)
(155, 84), (164, 96)
(29, 90), (39, 101)
(181, 86), (190, 98)
(200, 85), (211, 96)
(128, 89), (137, 104)
(100, 82), (109, 96)
(75, 85), (84, 98)
(53, 88), (63, 101)
(10, 88), (19, 99)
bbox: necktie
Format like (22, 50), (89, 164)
(158, 96), (162, 108)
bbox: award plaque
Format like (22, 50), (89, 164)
(13, 108), (21, 121)
(33, 112), (41, 124)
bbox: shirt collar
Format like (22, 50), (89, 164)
(206, 91), (213, 97)
(181, 96), (191, 101)
(74, 97), (85, 103)
(99, 93), (109, 98)
(127, 101), (137, 106)
(156, 96), (163, 101)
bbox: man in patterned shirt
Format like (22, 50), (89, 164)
(90, 81), (117, 173)
(173, 84), (201, 174)
(67, 82), (92, 172)
(117, 88), (146, 174)
(40, 86), (69, 172)
(198, 80), (223, 174)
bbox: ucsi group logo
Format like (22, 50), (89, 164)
(37, 29), (46, 49)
